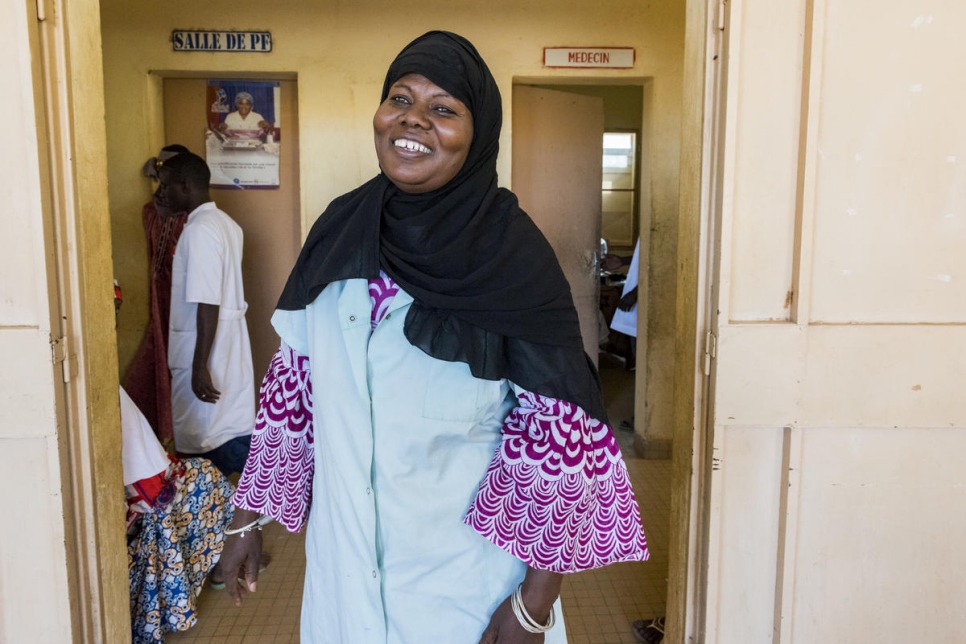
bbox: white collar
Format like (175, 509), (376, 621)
(186, 201), (217, 222)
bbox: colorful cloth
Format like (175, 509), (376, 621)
(464, 391), (648, 572)
(121, 385), (177, 533)
(123, 202), (187, 444)
(231, 273), (398, 531)
(233, 342), (314, 531)
(234, 276), (648, 573)
(128, 457), (234, 644)
(239, 277), (648, 642)
(369, 271), (400, 329)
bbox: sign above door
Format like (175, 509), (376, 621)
(172, 30), (273, 53)
(543, 47), (635, 69)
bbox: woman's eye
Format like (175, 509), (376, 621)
(390, 95), (411, 105)
(434, 105), (455, 115)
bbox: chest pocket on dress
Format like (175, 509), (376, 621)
(421, 358), (506, 422)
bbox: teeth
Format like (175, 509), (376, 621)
(394, 139), (431, 154)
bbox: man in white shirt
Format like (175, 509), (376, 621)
(155, 152), (255, 476)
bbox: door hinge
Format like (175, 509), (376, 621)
(711, 0), (727, 55)
(51, 335), (76, 383)
(703, 331), (717, 376)
(717, 0), (727, 32)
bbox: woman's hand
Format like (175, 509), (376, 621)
(217, 508), (263, 606)
(479, 567), (562, 644)
(478, 596), (545, 643)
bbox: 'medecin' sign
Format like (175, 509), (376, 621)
(172, 30), (273, 53)
(544, 47), (635, 69)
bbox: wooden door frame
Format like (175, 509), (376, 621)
(35, 0), (130, 641)
(510, 3), (727, 639)
(667, 0), (729, 642)
(52, 0), (725, 638)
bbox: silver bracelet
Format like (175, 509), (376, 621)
(224, 518), (262, 538)
(510, 583), (556, 633)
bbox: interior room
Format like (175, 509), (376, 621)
(11, 1), (965, 643)
(94, 1), (686, 642)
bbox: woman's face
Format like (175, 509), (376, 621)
(373, 73), (474, 194)
(237, 100), (253, 117)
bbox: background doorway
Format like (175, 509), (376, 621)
(511, 81), (669, 643)
(162, 76), (301, 386)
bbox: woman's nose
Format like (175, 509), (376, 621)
(401, 103), (431, 129)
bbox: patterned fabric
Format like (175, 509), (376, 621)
(128, 457), (234, 643)
(369, 271), (400, 329)
(463, 391), (649, 573)
(125, 457), (177, 535)
(233, 343), (314, 531)
(239, 275), (646, 572)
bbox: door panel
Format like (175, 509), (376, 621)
(703, 1), (966, 643)
(512, 86), (604, 363)
(163, 78), (301, 386)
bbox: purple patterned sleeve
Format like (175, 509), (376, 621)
(233, 343), (314, 532)
(463, 391), (649, 573)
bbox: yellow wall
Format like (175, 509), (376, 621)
(100, 0), (685, 442)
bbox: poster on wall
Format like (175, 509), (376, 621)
(205, 80), (280, 188)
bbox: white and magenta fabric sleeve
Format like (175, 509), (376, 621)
(233, 276), (398, 531)
(463, 389), (650, 573)
(232, 342), (314, 532)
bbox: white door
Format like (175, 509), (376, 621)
(694, 2), (966, 643)
(512, 86), (604, 362)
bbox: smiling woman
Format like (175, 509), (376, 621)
(216, 30), (649, 644)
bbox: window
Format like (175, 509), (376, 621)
(601, 132), (637, 247)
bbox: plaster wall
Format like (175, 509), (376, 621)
(99, 0), (685, 444)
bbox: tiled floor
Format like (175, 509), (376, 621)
(167, 352), (670, 643)
(561, 457), (671, 644)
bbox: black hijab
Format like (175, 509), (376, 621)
(277, 31), (607, 421)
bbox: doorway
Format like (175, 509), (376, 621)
(161, 76), (301, 386)
(44, 1), (712, 642)
(511, 81), (673, 643)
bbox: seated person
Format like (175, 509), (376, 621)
(122, 386), (235, 644)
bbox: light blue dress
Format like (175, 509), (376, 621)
(272, 279), (567, 643)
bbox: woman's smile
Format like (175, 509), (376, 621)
(393, 137), (433, 155)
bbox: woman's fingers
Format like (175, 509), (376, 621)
(226, 566), (248, 604)
(221, 530), (262, 605)
(244, 549), (260, 593)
